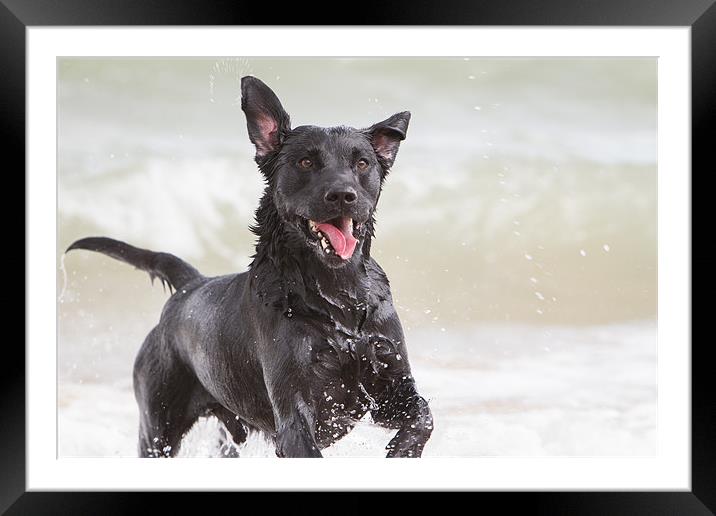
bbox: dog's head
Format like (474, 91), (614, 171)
(241, 76), (409, 268)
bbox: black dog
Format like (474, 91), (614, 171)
(67, 76), (433, 458)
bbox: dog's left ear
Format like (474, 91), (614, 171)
(365, 111), (411, 170)
(241, 76), (291, 161)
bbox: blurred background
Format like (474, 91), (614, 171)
(58, 58), (657, 457)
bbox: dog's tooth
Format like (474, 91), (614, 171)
(320, 238), (328, 250)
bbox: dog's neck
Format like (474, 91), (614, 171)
(248, 195), (373, 318)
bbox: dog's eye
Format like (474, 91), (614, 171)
(298, 158), (313, 169)
(356, 159), (369, 171)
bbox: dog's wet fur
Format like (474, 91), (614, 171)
(67, 76), (433, 458)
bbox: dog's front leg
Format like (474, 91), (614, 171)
(262, 356), (322, 458)
(371, 377), (433, 458)
(273, 394), (322, 458)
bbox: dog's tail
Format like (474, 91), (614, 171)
(66, 237), (202, 292)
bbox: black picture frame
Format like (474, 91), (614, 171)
(6, 0), (712, 513)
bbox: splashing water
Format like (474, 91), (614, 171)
(59, 253), (69, 303)
(208, 57), (253, 106)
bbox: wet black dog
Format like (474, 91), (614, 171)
(67, 76), (433, 458)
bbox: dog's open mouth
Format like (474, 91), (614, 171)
(308, 217), (360, 260)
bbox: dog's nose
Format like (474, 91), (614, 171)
(324, 188), (357, 206)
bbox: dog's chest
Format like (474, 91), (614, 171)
(308, 335), (376, 447)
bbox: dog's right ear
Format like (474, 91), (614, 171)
(241, 76), (291, 161)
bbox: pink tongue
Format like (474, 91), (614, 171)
(316, 218), (358, 260)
